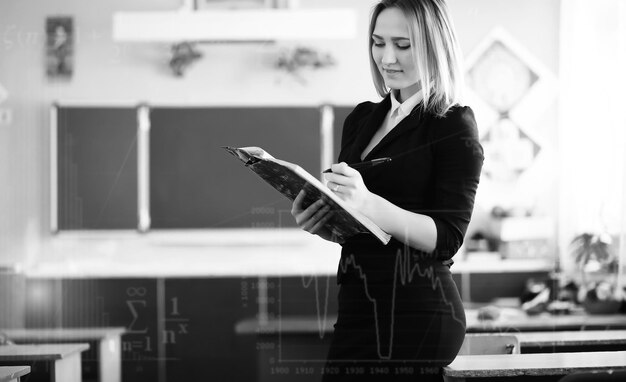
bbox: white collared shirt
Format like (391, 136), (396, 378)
(388, 89), (423, 127)
(361, 90), (424, 159)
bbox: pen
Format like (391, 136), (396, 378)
(323, 157), (392, 173)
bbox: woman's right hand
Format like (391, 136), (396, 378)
(291, 189), (339, 243)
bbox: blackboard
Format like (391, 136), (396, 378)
(332, 106), (355, 162)
(56, 106), (328, 230)
(56, 107), (138, 230)
(149, 107), (322, 229)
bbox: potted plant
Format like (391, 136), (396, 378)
(569, 233), (622, 314)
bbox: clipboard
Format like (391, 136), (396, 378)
(223, 146), (391, 245)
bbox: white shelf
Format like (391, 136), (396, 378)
(113, 9), (357, 42)
(24, 233), (553, 278)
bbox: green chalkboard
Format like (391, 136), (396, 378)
(56, 107), (138, 229)
(149, 107), (322, 229)
(332, 106), (355, 162)
(55, 106), (326, 230)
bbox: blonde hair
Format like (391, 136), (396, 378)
(368, 0), (464, 117)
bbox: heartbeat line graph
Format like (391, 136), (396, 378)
(282, 244), (465, 361)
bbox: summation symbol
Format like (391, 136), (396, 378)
(126, 287), (148, 334)
(122, 286), (153, 357)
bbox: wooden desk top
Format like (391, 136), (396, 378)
(0, 366), (30, 382)
(0, 344), (89, 361)
(235, 311), (626, 335)
(235, 316), (335, 335)
(466, 309), (626, 332)
(444, 351), (626, 378)
(3, 327), (126, 341)
(516, 330), (626, 347)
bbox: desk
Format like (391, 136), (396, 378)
(443, 350), (626, 380)
(237, 311), (626, 335)
(237, 317), (626, 381)
(235, 316), (335, 335)
(3, 328), (124, 382)
(516, 330), (626, 353)
(0, 366), (30, 382)
(0, 344), (88, 382)
(466, 309), (626, 332)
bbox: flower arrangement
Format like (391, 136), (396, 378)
(275, 46), (335, 84)
(569, 232), (622, 314)
(169, 42), (203, 77)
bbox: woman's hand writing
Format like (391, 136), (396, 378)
(324, 162), (373, 214)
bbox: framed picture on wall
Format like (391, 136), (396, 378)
(45, 16), (74, 79)
(195, 0), (284, 10)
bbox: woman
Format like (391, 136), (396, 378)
(291, 0), (483, 380)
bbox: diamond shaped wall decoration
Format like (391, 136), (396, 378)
(481, 118), (541, 182)
(467, 40), (539, 112)
(464, 27), (557, 183)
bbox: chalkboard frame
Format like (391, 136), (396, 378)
(51, 103), (355, 233)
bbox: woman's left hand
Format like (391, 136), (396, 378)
(324, 162), (372, 212)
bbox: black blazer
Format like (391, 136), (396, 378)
(337, 95), (484, 272)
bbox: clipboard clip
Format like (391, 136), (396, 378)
(244, 157), (262, 167)
(222, 146), (262, 167)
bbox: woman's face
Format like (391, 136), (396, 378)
(371, 7), (420, 100)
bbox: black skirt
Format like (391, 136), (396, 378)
(322, 252), (466, 382)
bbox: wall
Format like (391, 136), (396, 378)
(0, 0), (378, 267)
(0, 0), (561, 268)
